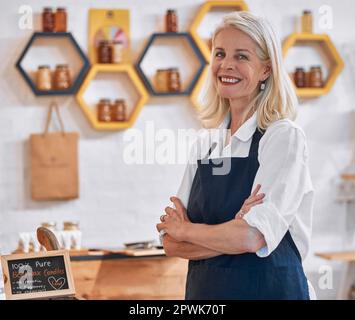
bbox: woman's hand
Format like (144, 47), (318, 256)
(156, 196), (191, 242)
(235, 184), (265, 219)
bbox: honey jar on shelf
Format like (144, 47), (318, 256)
(168, 68), (181, 92)
(53, 64), (71, 90)
(294, 67), (306, 88)
(42, 7), (55, 32)
(301, 10), (313, 33)
(97, 99), (112, 122)
(36, 65), (52, 91)
(166, 9), (178, 32)
(98, 40), (113, 64)
(111, 99), (127, 121)
(55, 7), (67, 32)
(155, 69), (169, 92)
(309, 66), (323, 88)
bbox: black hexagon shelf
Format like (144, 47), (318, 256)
(136, 32), (206, 96)
(16, 32), (90, 96)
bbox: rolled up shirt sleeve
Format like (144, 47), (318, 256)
(243, 121), (313, 258)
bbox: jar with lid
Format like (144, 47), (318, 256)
(301, 10), (313, 33)
(309, 66), (323, 88)
(55, 7), (67, 32)
(36, 65), (52, 91)
(41, 222), (57, 232)
(97, 99), (112, 122)
(294, 67), (306, 88)
(155, 69), (169, 92)
(168, 68), (181, 92)
(111, 99), (127, 121)
(42, 7), (55, 32)
(112, 40), (124, 63)
(166, 9), (178, 32)
(63, 221), (80, 231)
(53, 64), (71, 90)
(97, 40), (113, 64)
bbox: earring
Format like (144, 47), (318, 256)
(260, 82), (266, 91)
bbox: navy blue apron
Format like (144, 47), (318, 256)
(185, 128), (309, 300)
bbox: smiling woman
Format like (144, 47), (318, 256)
(157, 11), (315, 300)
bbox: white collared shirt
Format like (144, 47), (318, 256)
(176, 112), (314, 261)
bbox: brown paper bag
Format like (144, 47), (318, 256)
(30, 103), (79, 201)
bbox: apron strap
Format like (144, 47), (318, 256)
(248, 129), (264, 157)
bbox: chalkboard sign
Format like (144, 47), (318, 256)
(1, 250), (75, 300)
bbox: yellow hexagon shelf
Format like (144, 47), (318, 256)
(283, 33), (344, 99)
(76, 64), (149, 130)
(190, 0), (249, 63)
(190, 65), (209, 111)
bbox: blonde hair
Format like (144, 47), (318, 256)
(199, 11), (298, 130)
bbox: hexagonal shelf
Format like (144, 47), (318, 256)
(16, 32), (90, 96)
(283, 33), (344, 99)
(190, 65), (209, 111)
(190, 1), (249, 63)
(76, 64), (149, 130)
(136, 32), (206, 96)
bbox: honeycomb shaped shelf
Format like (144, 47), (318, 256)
(190, 65), (209, 111)
(190, 1), (249, 63)
(283, 33), (344, 99)
(135, 32), (206, 96)
(76, 64), (149, 131)
(16, 32), (90, 96)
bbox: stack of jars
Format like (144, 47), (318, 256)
(97, 98), (127, 122)
(155, 68), (181, 93)
(97, 40), (124, 64)
(42, 7), (67, 32)
(36, 64), (72, 91)
(293, 66), (323, 88)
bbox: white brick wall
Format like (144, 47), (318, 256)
(0, 0), (355, 299)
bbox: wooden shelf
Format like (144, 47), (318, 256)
(135, 32), (206, 96)
(282, 33), (344, 99)
(315, 251), (355, 262)
(189, 1), (249, 63)
(76, 63), (149, 131)
(15, 32), (90, 96)
(190, 65), (209, 110)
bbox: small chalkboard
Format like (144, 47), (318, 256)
(1, 250), (75, 300)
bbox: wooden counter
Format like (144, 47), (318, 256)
(70, 251), (188, 300)
(316, 251), (355, 299)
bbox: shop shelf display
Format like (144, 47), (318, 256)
(16, 32), (90, 96)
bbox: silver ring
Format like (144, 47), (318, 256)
(159, 229), (167, 237)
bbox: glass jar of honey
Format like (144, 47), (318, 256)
(301, 10), (313, 33)
(166, 9), (178, 32)
(294, 67), (306, 88)
(309, 66), (323, 88)
(55, 7), (67, 32)
(97, 40), (113, 64)
(111, 99), (127, 121)
(155, 69), (169, 92)
(36, 65), (52, 91)
(168, 68), (181, 92)
(53, 64), (71, 90)
(97, 99), (112, 122)
(42, 7), (55, 32)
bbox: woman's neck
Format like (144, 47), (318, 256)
(228, 99), (255, 136)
